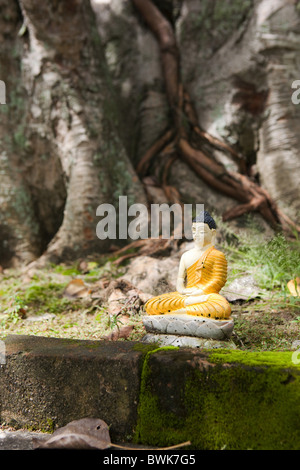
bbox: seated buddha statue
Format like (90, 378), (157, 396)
(144, 211), (231, 320)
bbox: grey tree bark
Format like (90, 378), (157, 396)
(178, 0), (300, 224)
(0, 0), (41, 266)
(166, 0), (300, 226)
(93, 0), (300, 230)
(0, 0), (147, 267)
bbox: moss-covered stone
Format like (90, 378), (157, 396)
(208, 349), (300, 368)
(135, 348), (300, 450)
(2, 337), (300, 449)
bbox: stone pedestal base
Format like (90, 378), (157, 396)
(141, 333), (236, 349)
(143, 314), (234, 340)
(142, 313), (235, 349)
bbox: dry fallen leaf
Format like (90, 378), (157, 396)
(287, 277), (300, 297)
(33, 418), (111, 450)
(33, 417), (191, 450)
(63, 279), (92, 299)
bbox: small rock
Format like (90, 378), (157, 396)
(0, 430), (49, 450)
(105, 279), (152, 316)
(26, 313), (56, 322)
(223, 275), (265, 302)
(121, 255), (178, 296)
(107, 289), (127, 316)
(138, 291), (153, 303)
(107, 289), (127, 304)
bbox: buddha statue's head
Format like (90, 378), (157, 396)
(192, 211), (216, 248)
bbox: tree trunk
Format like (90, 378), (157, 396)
(0, 0), (41, 267)
(1, 0), (299, 268)
(126, 0), (300, 237)
(0, 0), (147, 267)
(172, 0), (300, 226)
(131, 0), (300, 235)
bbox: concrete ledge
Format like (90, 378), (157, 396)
(0, 335), (154, 442)
(1, 335), (300, 449)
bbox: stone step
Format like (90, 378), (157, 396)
(1, 335), (300, 450)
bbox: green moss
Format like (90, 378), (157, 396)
(209, 349), (300, 369)
(25, 417), (56, 433)
(134, 346), (183, 447)
(0, 280), (82, 320)
(22, 282), (82, 315)
(53, 264), (81, 276)
(185, 365), (300, 449)
(132, 343), (159, 356)
(45, 418), (56, 433)
(135, 348), (300, 450)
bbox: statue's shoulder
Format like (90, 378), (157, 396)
(209, 247), (227, 261)
(180, 248), (197, 266)
(180, 249), (190, 261)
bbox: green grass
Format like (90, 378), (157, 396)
(212, 210), (300, 292)
(224, 232), (300, 292)
(214, 219), (300, 350)
(0, 219), (299, 350)
(0, 258), (143, 341)
(231, 299), (300, 351)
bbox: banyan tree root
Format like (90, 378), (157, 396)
(112, 235), (178, 265)
(132, 0), (300, 235)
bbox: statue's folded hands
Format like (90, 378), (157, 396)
(180, 287), (204, 296)
(184, 294), (209, 306)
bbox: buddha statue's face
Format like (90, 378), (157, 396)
(192, 222), (215, 248)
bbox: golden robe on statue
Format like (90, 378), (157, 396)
(145, 246), (231, 320)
